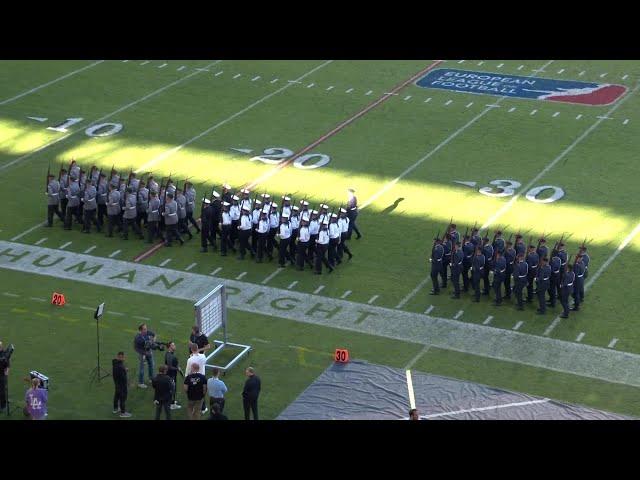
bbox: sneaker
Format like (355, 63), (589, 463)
(119, 412), (132, 418)
(170, 403), (182, 410)
(113, 409), (119, 414)
(138, 383), (148, 389)
(201, 407), (208, 415)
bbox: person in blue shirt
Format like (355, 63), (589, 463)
(207, 367), (228, 413)
(133, 323), (156, 388)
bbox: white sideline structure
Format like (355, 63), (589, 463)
(194, 284), (251, 372)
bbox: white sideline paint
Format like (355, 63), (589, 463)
(481, 83), (639, 231)
(454, 310), (464, 320)
(287, 281), (298, 289)
(608, 338), (619, 349)
(34, 238), (47, 245)
(513, 321), (523, 331)
(341, 290), (352, 299)
(576, 332), (585, 342)
(134, 60), (333, 173)
(483, 316), (493, 325)
(425, 305), (434, 315)
(261, 268), (283, 284)
(108, 250), (121, 258)
(406, 370), (416, 409)
(0, 60), (104, 105)
(4, 241), (640, 387)
(395, 276), (430, 309)
(59, 241), (72, 250)
(210, 267), (222, 276)
(185, 262), (197, 271)
(404, 345), (430, 370)
(544, 316), (561, 336)
(84, 245), (97, 254)
(10, 222), (46, 241)
(159, 258), (171, 267)
(236, 271), (247, 280)
(367, 294), (379, 304)
(313, 285), (325, 294)
(421, 399), (550, 419)
(1, 60), (223, 173)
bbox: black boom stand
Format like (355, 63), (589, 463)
(89, 303), (110, 385)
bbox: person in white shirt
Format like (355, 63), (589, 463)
(337, 208), (353, 263)
(220, 202), (235, 256)
(256, 211), (270, 263)
(267, 203), (279, 261)
(315, 221), (333, 274)
(296, 217), (311, 271)
(308, 210), (320, 264)
(238, 207), (253, 259)
(289, 206), (300, 261)
(281, 196), (292, 219)
(328, 213), (341, 268)
(251, 200), (262, 255)
(229, 195), (241, 248)
(184, 343), (208, 415)
(277, 214), (293, 267)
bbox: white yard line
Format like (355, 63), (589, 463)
(483, 315), (493, 325)
(585, 220), (640, 292)
(59, 241), (72, 250)
(2, 292), (19, 297)
(608, 338), (619, 349)
(424, 305), (434, 315)
(454, 310), (464, 320)
(404, 345), (430, 370)
(395, 276), (430, 309)
(185, 262), (197, 271)
(159, 258), (172, 267)
(236, 271), (247, 280)
(313, 285), (325, 294)
(576, 332), (585, 342)
(287, 280), (298, 289)
(261, 268), (284, 284)
(341, 290), (352, 299)
(30, 297), (46, 302)
(107, 311), (124, 316)
(210, 267), (222, 276)
(34, 237), (47, 245)
(1, 60), (223, 173)
(134, 60), (333, 173)
(84, 245), (97, 254)
(421, 399), (549, 419)
(481, 83), (639, 230)
(367, 294), (379, 304)
(406, 370), (416, 409)
(10, 222), (46, 241)
(513, 321), (523, 331)
(544, 316), (561, 336)
(108, 250), (121, 258)
(0, 60), (104, 105)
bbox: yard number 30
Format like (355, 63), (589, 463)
(479, 179), (565, 204)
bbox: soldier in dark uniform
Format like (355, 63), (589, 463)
(560, 264), (575, 318)
(470, 227), (482, 248)
(448, 223), (460, 245)
(536, 257), (551, 315)
(504, 240), (516, 299)
(220, 202), (234, 256)
(525, 245), (540, 302)
(429, 238), (444, 295)
(46, 174), (64, 227)
(200, 198), (214, 252)
(548, 253), (562, 308)
(481, 237), (494, 295)
(221, 184), (233, 204)
(556, 242), (568, 273)
(492, 230), (505, 256)
(450, 241), (464, 299)
(461, 235), (474, 292)
(579, 246), (590, 281)
(514, 234), (526, 258)
(471, 246), (485, 302)
(537, 237), (548, 261)
(147, 191), (160, 243)
(346, 188), (361, 240)
(440, 234), (451, 289)
(572, 255), (586, 311)
(210, 191), (222, 248)
(493, 251), (506, 306)
(513, 255), (529, 311)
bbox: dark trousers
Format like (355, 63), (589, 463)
(168, 375), (178, 404)
(136, 211), (147, 229)
(347, 212), (361, 239)
(538, 281), (549, 313)
(251, 227), (259, 253)
(308, 235), (318, 262)
(186, 211), (200, 232)
(472, 271), (482, 301)
(97, 204), (107, 229)
(47, 204), (64, 226)
(514, 281), (526, 308)
(573, 279), (584, 307)
(337, 233), (351, 262)
(451, 267), (461, 295)
(239, 229), (251, 258)
(549, 274), (560, 306)
(64, 205), (80, 229)
(290, 229), (299, 259)
(60, 198), (68, 215)
(147, 221), (159, 242)
(210, 397), (225, 413)
(315, 244), (331, 273)
(0, 375), (6, 410)
(431, 265), (442, 293)
(113, 386), (127, 413)
(482, 265), (492, 294)
(220, 225), (233, 254)
(267, 228), (278, 258)
(296, 241), (308, 269)
(107, 214), (120, 236)
(440, 259), (450, 287)
(165, 224), (183, 246)
(493, 273), (505, 303)
(123, 217), (142, 239)
(278, 237), (291, 266)
(560, 287), (571, 316)
(243, 395), (258, 420)
(527, 270), (537, 300)
(256, 232), (267, 261)
(462, 260), (471, 291)
(504, 266), (513, 298)
(200, 223), (212, 248)
(83, 208), (98, 232)
(155, 400), (171, 420)
(230, 220), (239, 246)
(179, 218), (193, 239)
(328, 238), (339, 267)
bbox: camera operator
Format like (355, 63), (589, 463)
(133, 323), (157, 388)
(164, 342), (183, 410)
(0, 342), (10, 412)
(189, 326), (211, 355)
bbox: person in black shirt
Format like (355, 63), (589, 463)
(209, 402), (228, 420)
(183, 363), (207, 420)
(112, 352), (131, 417)
(0, 342), (10, 412)
(189, 326), (211, 354)
(164, 342), (183, 410)
(152, 365), (174, 420)
(242, 366), (261, 421)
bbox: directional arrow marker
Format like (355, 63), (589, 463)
(230, 147), (253, 154)
(453, 180), (477, 188)
(27, 116), (48, 122)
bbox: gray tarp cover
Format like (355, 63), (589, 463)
(277, 360), (631, 420)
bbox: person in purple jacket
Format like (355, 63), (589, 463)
(25, 377), (48, 420)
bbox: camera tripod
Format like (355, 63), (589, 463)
(89, 309), (110, 385)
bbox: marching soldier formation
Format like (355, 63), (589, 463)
(429, 221), (591, 319)
(46, 161), (360, 276)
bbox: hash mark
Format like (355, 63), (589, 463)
(623, 119), (629, 125)
(576, 332), (585, 342)
(477, 61), (484, 66)
(404, 95), (412, 101)
(177, 66), (186, 71)
(517, 65), (524, 70)
(445, 100), (452, 106)
(235, 271), (247, 280)
(270, 78), (278, 83)
(483, 316), (493, 325)
(424, 305), (434, 315)
(454, 310), (464, 320)
(140, 61), (150, 65)
(215, 71), (224, 76)
(365, 90), (373, 95)
(233, 74), (242, 79)
(497, 63), (504, 68)
(210, 267), (222, 276)
(622, 74), (629, 80)
(287, 281), (298, 289)
(530, 109), (538, 116)
(608, 338), (618, 348)
(576, 114), (583, 120)
(508, 107), (516, 112)
(35, 237), (47, 245)
(185, 262), (197, 271)
(340, 290), (352, 299)
(424, 98), (432, 103)
(579, 70), (585, 76)
(158, 63), (168, 69)
(326, 86), (334, 91)
(552, 111), (560, 117)
(600, 72), (608, 78)
(313, 285), (325, 294)
(251, 76), (261, 81)
(108, 250), (121, 258)
(466, 102), (474, 108)
(457, 60), (465, 64)
(557, 68), (565, 74)
(367, 295), (379, 304)
(513, 321), (523, 330)
(159, 258), (171, 266)
(306, 83), (315, 88)
(345, 88), (354, 93)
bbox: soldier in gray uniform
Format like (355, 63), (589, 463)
(136, 180), (149, 230)
(185, 182), (200, 234)
(59, 168), (69, 214)
(118, 178), (127, 228)
(82, 179), (98, 233)
(96, 173), (108, 231)
(46, 174), (64, 227)
(69, 160), (80, 180)
(176, 189), (193, 240)
(163, 192), (184, 246)
(122, 187), (143, 240)
(106, 183), (122, 238)
(146, 190), (161, 243)
(64, 175), (81, 230)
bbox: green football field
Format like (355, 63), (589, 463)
(1, 59), (640, 419)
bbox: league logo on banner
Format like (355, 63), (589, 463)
(416, 69), (627, 106)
